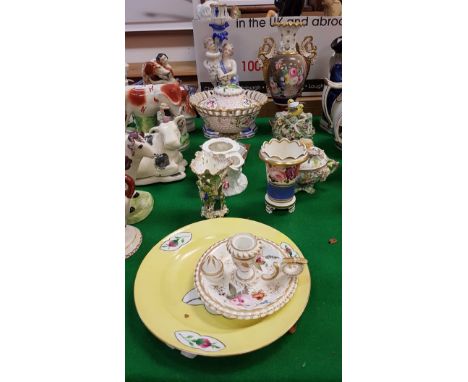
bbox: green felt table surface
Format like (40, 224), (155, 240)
(126, 117), (342, 382)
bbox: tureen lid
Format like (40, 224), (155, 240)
(299, 139), (329, 170)
(199, 85), (258, 111)
(300, 147), (328, 170)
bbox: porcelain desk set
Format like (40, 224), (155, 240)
(195, 233), (307, 319)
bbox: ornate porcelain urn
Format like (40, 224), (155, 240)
(258, 20), (317, 106)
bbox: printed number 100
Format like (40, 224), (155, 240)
(242, 60), (261, 72)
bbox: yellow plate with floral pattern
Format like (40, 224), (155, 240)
(134, 218), (311, 357)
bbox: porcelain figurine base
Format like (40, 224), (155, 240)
(135, 172), (186, 186)
(202, 123), (257, 139)
(265, 194), (296, 214)
(224, 173), (248, 197)
(127, 191), (154, 224)
(295, 183), (316, 194)
(125, 225), (142, 258)
(201, 205), (229, 220)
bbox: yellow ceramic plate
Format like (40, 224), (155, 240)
(134, 218), (311, 357)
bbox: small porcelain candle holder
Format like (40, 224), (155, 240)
(201, 137), (247, 196)
(258, 138), (309, 213)
(226, 233), (262, 282)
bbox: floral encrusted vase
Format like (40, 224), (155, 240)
(258, 20), (317, 106)
(190, 151), (232, 219)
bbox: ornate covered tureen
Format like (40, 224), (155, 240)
(296, 138), (339, 194)
(190, 3), (267, 138)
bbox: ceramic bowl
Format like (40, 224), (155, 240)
(190, 87), (267, 138)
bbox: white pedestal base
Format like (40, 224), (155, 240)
(125, 225), (142, 259)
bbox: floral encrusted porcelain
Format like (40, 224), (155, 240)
(271, 99), (315, 141)
(190, 150), (233, 219)
(296, 139), (339, 194)
(201, 137), (247, 197)
(174, 331), (225, 352)
(161, 232), (192, 251)
(194, 234), (307, 319)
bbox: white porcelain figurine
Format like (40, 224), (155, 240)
(125, 131), (156, 224)
(136, 116), (188, 185)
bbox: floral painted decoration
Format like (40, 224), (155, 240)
(224, 282), (270, 308)
(175, 331), (225, 352)
(280, 242), (299, 258)
(267, 164), (299, 184)
(161, 232), (192, 251)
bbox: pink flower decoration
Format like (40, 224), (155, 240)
(232, 295), (245, 305)
(269, 167), (287, 182)
(200, 338), (212, 348)
(168, 239), (178, 247)
(289, 67), (298, 77)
